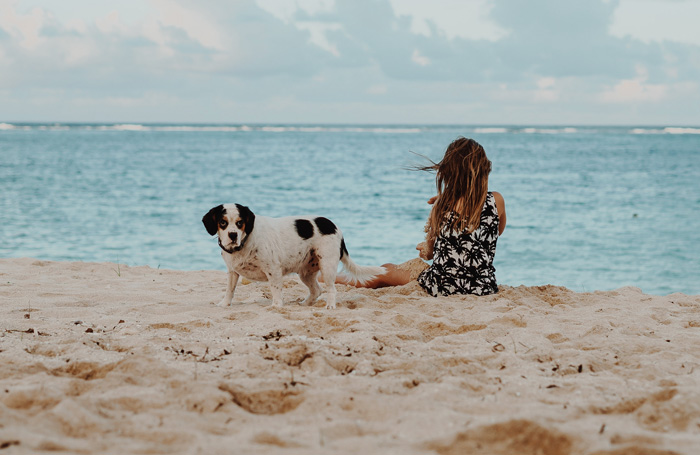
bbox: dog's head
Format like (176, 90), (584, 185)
(202, 204), (255, 253)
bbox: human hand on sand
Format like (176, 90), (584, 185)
(416, 242), (433, 260)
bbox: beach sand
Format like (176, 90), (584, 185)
(1, 258), (699, 454)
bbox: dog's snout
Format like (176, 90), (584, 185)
(228, 232), (238, 242)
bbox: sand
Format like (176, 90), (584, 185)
(1, 257), (699, 454)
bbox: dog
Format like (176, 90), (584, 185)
(202, 204), (385, 309)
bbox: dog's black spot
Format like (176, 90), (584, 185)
(295, 219), (314, 240)
(203, 205), (226, 236)
(305, 249), (320, 271)
(314, 217), (337, 235)
(340, 238), (349, 260)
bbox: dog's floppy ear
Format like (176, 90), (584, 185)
(235, 204), (255, 235)
(202, 205), (225, 236)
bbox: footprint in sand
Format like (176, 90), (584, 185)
(218, 383), (305, 415)
(428, 419), (573, 455)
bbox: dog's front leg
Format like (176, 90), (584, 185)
(265, 270), (284, 306)
(218, 270), (239, 307)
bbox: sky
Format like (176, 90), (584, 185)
(1, 0), (699, 125)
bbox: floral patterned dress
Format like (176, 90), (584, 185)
(417, 192), (500, 296)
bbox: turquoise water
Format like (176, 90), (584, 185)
(1, 123), (699, 295)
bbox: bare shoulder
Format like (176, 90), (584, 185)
(491, 191), (505, 209)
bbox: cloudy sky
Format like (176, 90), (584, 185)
(1, 0), (699, 124)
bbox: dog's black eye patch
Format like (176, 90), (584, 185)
(235, 204), (256, 235)
(314, 217), (337, 235)
(203, 204), (226, 236)
(295, 219), (314, 240)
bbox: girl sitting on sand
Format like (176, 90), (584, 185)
(343, 137), (506, 296)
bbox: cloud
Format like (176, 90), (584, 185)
(0, 0), (699, 123)
(610, 0), (700, 46)
(601, 78), (667, 103)
(295, 21), (342, 57)
(0, 0), (333, 89)
(288, 0), (698, 85)
(366, 84), (387, 95)
(600, 65), (668, 103)
(411, 49), (430, 67)
(387, 0), (507, 41)
(149, 0), (226, 51)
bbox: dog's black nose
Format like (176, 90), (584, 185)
(228, 232), (238, 242)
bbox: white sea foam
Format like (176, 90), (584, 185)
(473, 127), (508, 133)
(664, 127), (700, 135)
(0, 123), (33, 130)
(630, 127), (700, 135)
(5, 123), (695, 135)
(521, 127), (572, 134)
(364, 127), (421, 133)
(296, 126), (325, 132)
(111, 124), (151, 131)
(630, 128), (667, 134)
(93, 124), (151, 131)
(255, 126), (421, 133)
(155, 126), (243, 132)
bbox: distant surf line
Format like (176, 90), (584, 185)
(1, 122), (699, 135)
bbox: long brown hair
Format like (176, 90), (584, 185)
(419, 137), (492, 245)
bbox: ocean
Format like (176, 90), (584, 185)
(1, 123), (699, 295)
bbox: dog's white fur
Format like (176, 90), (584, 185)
(203, 203), (385, 309)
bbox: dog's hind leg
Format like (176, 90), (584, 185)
(319, 260), (338, 310)
(218, 270), (239, 307)
(299, 271), (321, 306)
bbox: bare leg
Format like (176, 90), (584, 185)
(335, 263), (413, 289)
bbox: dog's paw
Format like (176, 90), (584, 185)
(217, 298), (232, 307)
(325, 302), (337, 310)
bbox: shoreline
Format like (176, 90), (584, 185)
(1, 258), (699, 454)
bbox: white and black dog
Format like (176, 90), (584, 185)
(203, 204), (385, 309)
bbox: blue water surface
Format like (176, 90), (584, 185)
(1, 123), (698, 295)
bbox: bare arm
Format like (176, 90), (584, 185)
(416, 195), (437, 260)
(492, 191), (506, 235)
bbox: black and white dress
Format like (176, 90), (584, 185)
(417, 192), (499, 296)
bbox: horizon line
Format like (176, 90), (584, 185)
(2, 121), (700, 128)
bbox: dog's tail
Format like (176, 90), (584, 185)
(338, 238), (386, 285)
